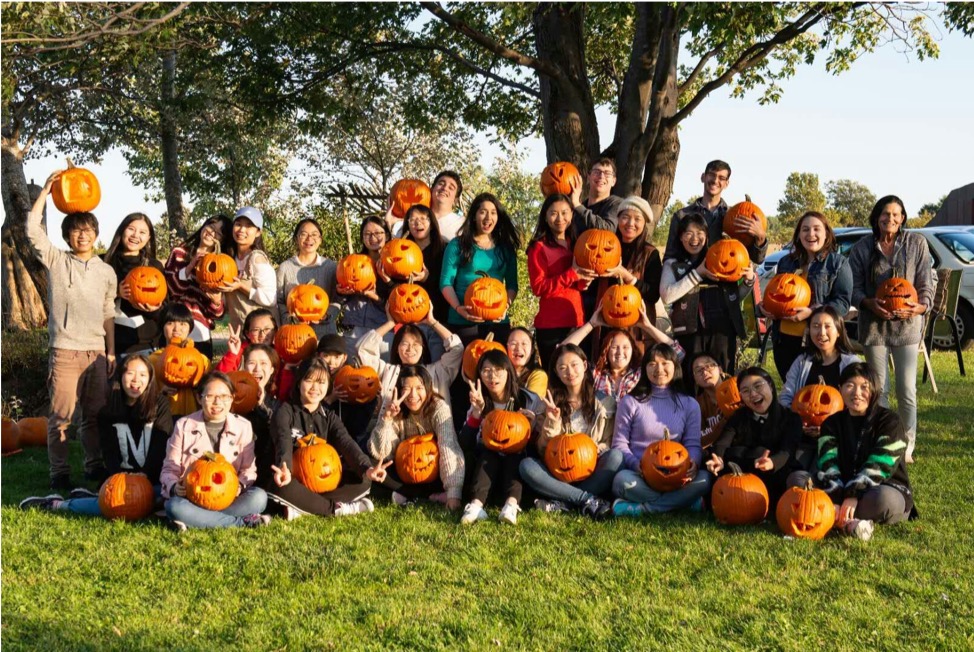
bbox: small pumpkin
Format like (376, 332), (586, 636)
(481, 410), (531, 454)
(380, 238), (424, 281)
(156, 338), (208, 388)
(395, 433), (440, 484)
(2, 418), (20, 453)
(464, 272), (508, 322)
(601, 283), (642, 328)
(574, 229), (622, 275)
(722, 195), (767, 246)
(776, 476), (836, 540)
(461, 332), (507, 380)
(540, 161), (582, 197)
(762, 273), (811, 319)
(52, 158), (101, 214)
(544, 433), (599, 484)
(336, 254), (377, 294)
(387, 283), (431, 324)
(640, 427), (692, 492)
(98, 472), (155, 522)
(390, 179), (432, 219)
(711, 462), (769, 526)
(292, 434), (342, 494)
(705, 238), (751, 282)
(286, 283), (330, 323)
(17, 417), (49, 447)
(195, 253), (238, 291)
(333, 365), (381, 404)
(273, 323), (318, 364)
(185, 452), (240, 512)
(227, 370), (260, 415)
(715, 377), (743, 417)
(123, 266), (168, 308)
(877, 276), (919, 313)
(792, 376), (844, 428)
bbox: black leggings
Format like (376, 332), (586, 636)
(535, 326), (575, 373)
(269, 474), (371, 516)
(772, 333), (805, 381)
(678, 329), (738, 377)
(469, 447), (524, 504)
(378, 466), (445, 500)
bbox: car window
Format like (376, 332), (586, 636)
(836, 233), (869, 257)
(936, 233), (974, 265)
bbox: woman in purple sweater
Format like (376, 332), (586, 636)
(611, 343), (711, 516)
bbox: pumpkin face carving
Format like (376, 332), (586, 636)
(574, 229), (622, 275)
(388, 283), (431, 324)
(333, 365), (380, 404)
(640, 427), (691, 492)
(792, 378), (844, 428)
(293, 434), (342, 493)
(776, 477), (835, 540)
(336, 254), (377, 293)
(185, 452), (240, 511)
(464, 272), (508, 322)
(715, 377), (743, 417)
(380, 238), (424, 280)
(481, 410), (531, 454)
(196, 253), (238, 291)
(274, 324), (317, 364)
(762, 273), (811, 319)
(545, 433), (598, 483)
(157, 338), (208, 388)
(540, 161), (582, 197)
(461, 332), (507, 380)
(877, 277), (918, 313)
(98, 472), (155, 522)
(395, 433), (440, 484)
(601, 284), (642, 328)
(390, 179), (432, 219)
(287, 284), (330, 323)
(722, 195), (766, 246)
(711, 463), (769, 526)
(227, 370), (260, 414)
(52, 162), (101, 214)
(124, 266), (168, 308)
(705, 239), (751, 282)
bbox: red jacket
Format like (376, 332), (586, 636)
(527, 239), (586, 329)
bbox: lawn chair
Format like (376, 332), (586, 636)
(922, 268), (966, 387)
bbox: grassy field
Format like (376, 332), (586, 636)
(2, 351), (973, 651)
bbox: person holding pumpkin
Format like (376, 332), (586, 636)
(688, 353), (732, 451)
(337, 216), (396, 357)
(848, 196), (933, 464)
(507, 327), (548, 397)
(566, 158), (623, 239)
(611, 344), (710, 517)
(161, 371), (270, 530)
(221, 207), (277, 332)
(163, 214), (233, 359)
(148, 304), (211, 417)
(402, 204), (451, 362)
(314, 336), (380, 454)
(103, 213), (168, 357)
(238, 343), (282, 488)
(276, 218), (340, 339)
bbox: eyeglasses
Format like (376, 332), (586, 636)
(481, 368), (505, 378)
(69, 227), (97, 236)
(363, 232), (386, 240)
(590, 169), (614, 179)
(248, 327), (274, 336)
(407, 216), (430, 225)
(739, 381), (770, 397)
(202, 394), (233, 404)
(693, 363), (718, 375)
(297, 233), (321, 241)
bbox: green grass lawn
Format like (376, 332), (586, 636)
(3, 351), (973, 651)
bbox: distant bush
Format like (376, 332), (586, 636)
(1, 329), (50, 419)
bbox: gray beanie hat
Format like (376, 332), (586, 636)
(617, 195), (655, 226)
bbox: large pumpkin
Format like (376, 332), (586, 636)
(98, 472), (155, 522)
(185, 452), (240, 511)
(16, 417), (48, 447)
(705, 238), (751, 282)
(336, 254), (377, 293)
(792, 377), (844, 428)
(380, 238), (424, 281)
(195, 253), (238, 291)
(545, 433), (599, 484)
(395, 433), (440, 484)
(711, 462), (769, 526)
(274, 323), (318, 364)
(2, 418), (20, 453)
(640, 427), (692, 492)
(286, 283), (330, 323)
(481, 410), (531, 454)
(601, 283), (642, 328)
(52, 159), (101, 214)
(333, 365), (380, 404)
(715, 377), (743, 417)
(156, 338), (208, 388)
(464, 272), (508, 322)
(292, 434), (342, 494)
(762, 273), (811, 319)
(461, 332), (507, 380)
(227, 370), (260, 415)
(574, 229), (622, 275)
(776, 477), (836, 540)
(123, 266), (168, 308)
(387, 283), (431, 324)
(877, 276), (919, 313)
(390, 179), (432, 219)
(722, 195), (767, 246)
(540, 161), (581, 197)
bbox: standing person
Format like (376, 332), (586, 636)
(567, 158), (623, 237)
(402, 204), (450, 361)
(848, 196), (933, 463)
(26, 170), (117, 491)
(222, 207), (276, 332)
(276, 218), (339, 338)
(387, 171), (465, 240)
(507, 327), (548, 397)
(103, 213), (167, 357)
(337, 216), (394, 356)
(164, 214), (232, 359)
(766, 211), (853, 379)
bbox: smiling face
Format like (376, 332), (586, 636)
(399, 375), (428, 413)
(809, 312), (838, 355)
(587, 163), (615, 198)
(232, 218), (260, 248)
(680, 224), (707, 256)
(545, 200), (573, 240)
(606, 332), (633, 372)
(397, 331), (424, 366)
(299, 369), (330, 408)
(555, 351), (587, 390)
(645, 354), (674, 388)
(121, 219), (151, 255)
(121, 358), (151, 402)
(700, 168), (730, 199)
(361, 223), (387, 253)
(431, 175), (458, 210)
(507, 330), (532, 372)
(243, 349), (274, 390)
(199, 379), (234, 422)
(878, 202), (904, 238)
(798, 215), (827, 255)
(294, 223), (322, 256)
(475, 200), (498, 236)
(68, 224), (97, 256)
(200, 221), (223, 251)
(738, 375), (773, 416)
(247, 314), (276, 345)
(617, 208), (646, 243)
(841, 375), (872, 416)
(163, 320), (191, 343)
(407, 210), (432, 241)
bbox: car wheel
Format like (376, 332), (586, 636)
(933, 299), (973, 351)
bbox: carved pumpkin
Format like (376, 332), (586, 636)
(877, 276), (919, 313)
(227, 370), (260, 415)
(715, 377), (743, 417)
(123, 266), (168, 308)
(195, 253), (238, 291)
(380, 238), (425, 281)
(762, 273), (811, 319)
(292, 434), (342, 494)
(601, 283), (642, 328)
(387, 283), (431, 324)
(540, 161), (581, 197)
(286, 283), (330, 323)
(711, 462), (769, 526)
(98, 472), (155, 522)
(461, 332), (507, 380)
(156, 338), (208, 388)
(395, 433), (440, 484)
(2, 418), (20, 453)
(544, 432), (598, 483)
(722, 195), (767, 246)
(464, 272), (508, 322)
(185, 452), (240, 511)
(274, 323), (318, 364)
(574, 229), (622, 275)
(15, 417), (48, 447)
(705, 238), (751, 282)
(333, 365), (380, 404)
(776, 477), (835, 540)
(640, 427), (691, 492)
(481, 410), (531, 454)
(336, 254), (377, 294)
(52, 159), (101, 214)
(390, 179), (432, 219)
(792, 377), (844, 428)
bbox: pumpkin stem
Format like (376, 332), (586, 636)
(202, 451), (218, 462)
(744, 193), (752, 203)
(65, 156), (76, 169)
(727, 462), (743, 476)
(485, 332), (495, 342)
(818, 375), (826, 385)
(662, 426), (671, 441)
(803, 476), (815, 491)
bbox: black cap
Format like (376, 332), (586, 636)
(316, 334), (346, 356)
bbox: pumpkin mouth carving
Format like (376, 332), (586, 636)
(654, 465), (681, 476)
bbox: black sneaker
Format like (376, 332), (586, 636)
(50, 475), (73, 492)
(581, 496), (612, 521)
(84, 467), (109, 484)
(69, 487), (99, 499)
(19, 494), (65, 511)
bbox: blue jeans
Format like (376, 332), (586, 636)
(612, 469), (712, 513)
(165, 487), (268, 529)
(519, 449), (624, 507)
(863, 344), (918, 454)
(66, 484), (164, 517)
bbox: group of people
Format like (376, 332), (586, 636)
(19, 159), (927, 541)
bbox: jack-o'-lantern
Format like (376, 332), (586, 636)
(292, 434), (342, 494)
(333, 365), (380, 404)
(227, 370), (260, 415)
(877, 276), (918, 313)
(574, 229), (622, 275)
(481, 410), (531, 454)
(792, 377), (844, 428)
(544, 433), (598, 483)
(722, 195), (766, 246)
(156, 338), (208, 388)
(711, 463), (769, 526)
(387, 283), (431, 324)
(380, 238), (424, 280)
(395, 433), (440, 484)
(704, 238), (751, 282)
(123, 266), (168, 308)
(185, 452), (240, 511)
(286, 283), (330, 323)
(776, 477), (835, 540)
(601, 283), (642, 328)
(52, 158), (101, 214)
(540, 161), (581, 197)
(640, 427), (691, 492)
(274, 323), (317, 364)
(196, 253), (238, 291)
(390, 179), (432, 219)
(762, 273), (811, 319)
(716, 377), (743, 417)
(464, 272), (508, 322)
(2, 418), (20, 453)
(461, 332), (507, 380)
(98, 472), (155, 522)
(336, 254), (377, 294)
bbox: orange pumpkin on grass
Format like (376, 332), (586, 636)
(776, 477), (835, 540)
(711, 463), (769, 526)
(16, 417), (48, 447)
(98, 472), (155, 522)
(2, 418), (20, 453)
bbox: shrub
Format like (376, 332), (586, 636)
(1, 329), (50, 419)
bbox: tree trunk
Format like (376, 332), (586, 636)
(160, 49), (187, 238)
(643, 122), (681, 223)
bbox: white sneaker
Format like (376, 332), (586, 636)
(534, 498), (570, 513)
(845, 519), (875, 541)
(335, 498), (375, 517)
(460, 501), (488, 525)
(283, 504), (309, 521)
(498, 502), (521, 525)
(392, 492), (415, 507)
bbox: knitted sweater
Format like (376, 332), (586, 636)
(612, 386), (703, 472)
(163, 246), (225, 330)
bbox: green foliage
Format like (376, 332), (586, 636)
(777, 172), (826, 220)
(0, 329), (49, 419)
(920, 194), (948, 217)
(826, 178), (877, 227)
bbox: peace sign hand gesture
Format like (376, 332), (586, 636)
(226, 323), (243, 356)
(467, 378), (485, 418)
(270, 461), (292, 488)
(383, 388), (407, 421)
(365, 459), (394, 483)
(541, 391), (561, 423)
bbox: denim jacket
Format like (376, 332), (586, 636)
(772, 251), (853, 341)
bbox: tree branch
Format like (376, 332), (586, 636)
(677, 46), (720, 95)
